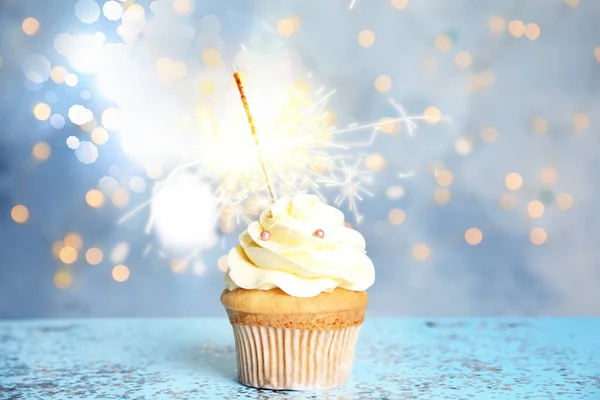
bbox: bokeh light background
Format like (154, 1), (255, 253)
(1, 0), (599, 318)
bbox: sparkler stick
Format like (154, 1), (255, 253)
(233, 72), (277, 203)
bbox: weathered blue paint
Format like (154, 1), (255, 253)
(1, 318), (599, 399)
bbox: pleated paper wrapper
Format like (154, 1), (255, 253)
(231, 324), (361, 390)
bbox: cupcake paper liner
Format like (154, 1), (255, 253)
(231, 324), (361, 390)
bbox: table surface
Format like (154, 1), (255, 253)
(0, 318), (598, 399)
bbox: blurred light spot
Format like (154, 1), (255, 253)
(435, 170), (453, 187)
(32, 142), (51, 161)
(85, 247), (103, 265)
(358, 30), (375, 47)
(433, 188), (451, 205)
(525, 23), (540, 40)
(488, 16), (505, 34)
(386, 185), (405, 200)
(52, 241), (63, 259)
(595, 47), (600, 63)
(481, 126), (498, 143)
(22, 17), (40, 36)
(505, 173), (523, 190)
(91, 127), (109, 145)
(364, 153), (386, 172)
(199, 78), (215, 95)
(199, 15), (221, 35)
(171, 259), (188, 274)
(374, 75), (392, 92)
(75, 141), (98, 164)
(23, 54), (51, 83)
(75, 0), (101, 23)
(388, 209), (406, 225)
(146, 164), (164, 180)
(64, 233), (83, 250)
(112, 264), (130, 282)
(557, 193), (573, 210)
(527, 201), (545, 218)
(152, 174), (218, 250)
(499, 193), (518, 210)
(103, 0), (123, 20)
(11, 205), (29, 223)
(111, 188), (130, 207)
(50, 66), (67, 83)
(68, 105), (93, 125)
(465, 228), (482, 245)
(81, 90), (91, 100)
(217, 255), (229, 272)
(85, 189), (105, 208)
(454, 137), (472, 155)
(129, 176), (146, 193)
(412, 243), (430, 261)
(53, 271), (73, 290)
(101, 107), (121, 131)
(193, 260), (207, 276)
(565, 0), (579, 5)
(454, 52), (472, 69)
(99, 176), (119, 195)
(219, 218), (235, 234)
(540, 166), (557, 186)
(59, 246), (78, 264)
(378, 117), (400, 134)
(50, 114), (65, 129)
(33, 103), (51, 121)
(423, 106), (441, 124)
(66, 136), (80, 150)
(530, 228), (547, 245)
(421, 57), (437, 75)
(390, 0), (408, 10)
(532, 117), (548, 134)
(110, 242), (129, 263)
(321, 111), (337, 127)
(434, 35), (452, 52)
(573, 113), (589, 130)
(277, 18), (295, 37)
(202, 49), (221, 67)
(508, 20), (525, 37)
(65, 73), (78, 86)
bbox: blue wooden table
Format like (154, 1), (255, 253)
(0, 318), (598, 399)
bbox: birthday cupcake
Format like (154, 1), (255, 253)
(220, 194), (375, 390)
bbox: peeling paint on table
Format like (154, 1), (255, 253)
(1, 318), (599, 399)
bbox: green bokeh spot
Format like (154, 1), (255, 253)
(447, 30), (459, 42)
(539, 189), (554, 205)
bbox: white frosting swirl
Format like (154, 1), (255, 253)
(224, 194), (375, 297)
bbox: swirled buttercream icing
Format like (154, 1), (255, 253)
(224, 194), (375, 297)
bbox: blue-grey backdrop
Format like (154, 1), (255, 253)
(1, 0), (599, 318)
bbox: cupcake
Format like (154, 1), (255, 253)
(221, 194), (375, 390)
